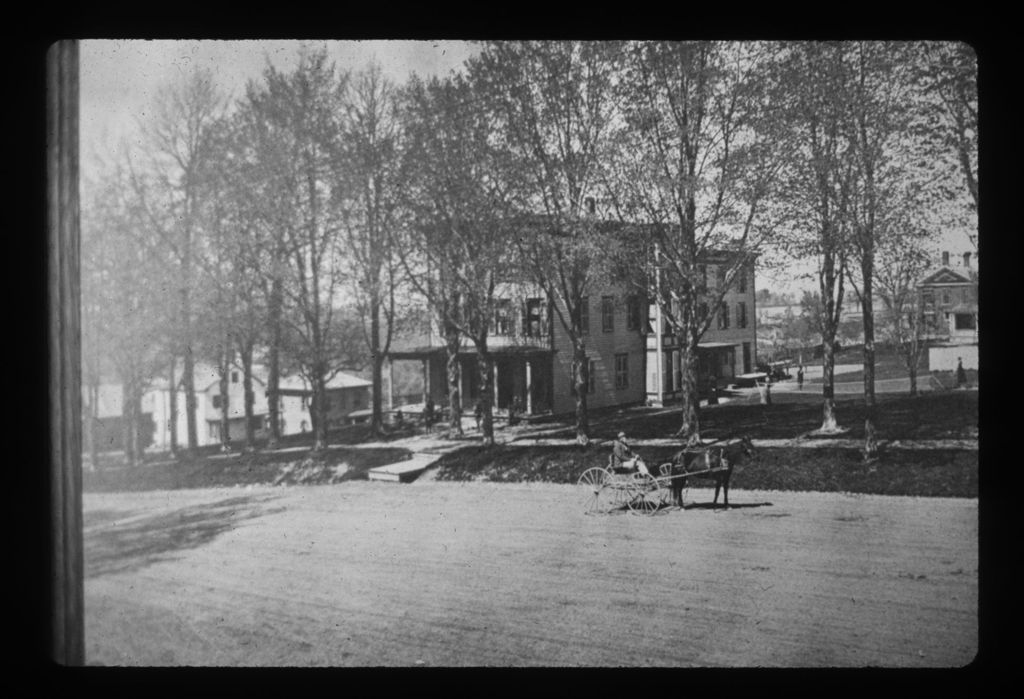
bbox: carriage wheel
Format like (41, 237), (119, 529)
(577, 467), (612, 515)
(627, 473), (661, 516)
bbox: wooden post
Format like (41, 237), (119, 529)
(48, 40), (84, 665)
(525, 359), (533, 415)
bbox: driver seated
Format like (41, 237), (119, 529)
(611, 431), (650, 476)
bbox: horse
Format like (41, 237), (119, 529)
(666, 436), (755, 509)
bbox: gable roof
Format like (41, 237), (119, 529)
(279, 372), (372, 392)
(918, 267), (974, 287)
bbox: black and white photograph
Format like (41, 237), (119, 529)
(48, 39), (979, 668)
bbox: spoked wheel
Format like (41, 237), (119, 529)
(627, 473), (661, 516)
(577, 467), (612, 515)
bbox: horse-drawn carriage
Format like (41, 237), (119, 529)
(577, 437), (755, 516)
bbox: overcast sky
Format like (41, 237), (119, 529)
(79, 40), (975, 294)
(80, 39), (477, 170)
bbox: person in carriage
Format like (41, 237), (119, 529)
(611, 431), (651, 476)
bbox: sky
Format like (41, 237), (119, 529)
(80, 39), (478, 170)
(79, 40), (976, 297)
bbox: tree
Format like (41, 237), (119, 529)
(128, 68), (226, 457)
(915, 42), (977, 249)
(400, 73), (516, 446)
(336, 64), (408, 437)
(255, 48), (354, 452)
(774, 42), (858, 434)
(472, 40), (622, 445)
(607, 41), (787, 445)
(82, 162), (170, 466)
(876, 234), (932, 397)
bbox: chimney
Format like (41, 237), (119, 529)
(941, 251), (950, 266)
(963, 252), (971, 269)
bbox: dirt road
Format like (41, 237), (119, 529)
(84, 482), (977, 667)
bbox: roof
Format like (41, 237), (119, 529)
(278, 372), (372, 392)
(918, 267), (974, 287)
(387, 345), (553, 360)
(697, 341), (740, 350)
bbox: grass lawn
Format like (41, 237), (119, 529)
(433, 444), (978, 498)
(531, 390), (978, 443)
(83, 444), (412, 493)
(803, 345), (930, 384)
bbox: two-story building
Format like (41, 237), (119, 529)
(386, 236), (757, 417)
(387, 279), (648, 419)
(645, 252), (758, 405)
(918, 250), (978, 371)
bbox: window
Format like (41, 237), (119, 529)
(231, 371), (239, 384)
(738, 268), (747, 293)
(716, 265), (727, 290)
(212, 394), (222, 409)
(717, 301), (730, 330)
(700, 264), (708, 290)
(525, 298), (546, 338)
(602, 296), (614, 333)
(580, 297), (589, 335)
(942, 291), (951, 305)
(493, 299), (513, 336)
(743, 342), (752, 374)
(737, 302), (747, 329)
(626, 296), (642, 331)
(942, 251), (950, 266)
(614, 354), (629, 390)
(955, 313), (976, 330)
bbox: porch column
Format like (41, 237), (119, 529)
(493, 361), (500, 410)
(422, 358), (430, 404)
(387, 358), (394, 411)
(525, 359), (533, 415)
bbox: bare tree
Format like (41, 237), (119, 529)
(400, 74), (516, 446)
(473, 40), (621, 445)
(336, 64), (408, 436)
(82, 162), (170, 466)
(128, 68), (226, 457)
(607, 41), (787, 445)
(774, 42), (858, 434)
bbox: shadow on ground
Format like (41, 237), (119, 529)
(85, 494), (285, 578)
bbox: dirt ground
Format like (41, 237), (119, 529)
(83, 481), (977, 667)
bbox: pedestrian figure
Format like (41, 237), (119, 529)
(956, 358), (967, 389)
(797, 365), (804, 390)
(423, 396), (435, 427)
(395, 410), (404, 428)
(474, 399), (484, 431)
(509, 395), (522, 426)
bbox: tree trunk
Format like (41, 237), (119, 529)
(908, 365), (918, 397)
(240, 343), (256, 452)
(677, 342), (702, 446)
(168, 355), (178, 458)
(476, 346), (495, 446)
(820, 335), (839, 432)
(122, 382), (141, 468)
(861, 278), (878, 461)
(266, 277), (283, 449)
(445, 325), (463, 438)
(84, 381), (99, 472)
(218, 347), (231, 453)
(370, 297), (384, 436)
(181, 284), (199, 455)
(571, 337), (590, 446)
(311, 369), (329, 453)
